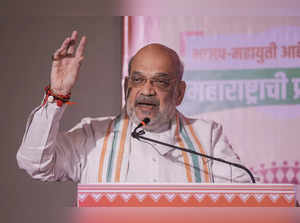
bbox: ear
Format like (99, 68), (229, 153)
(175, 80), (186, 106)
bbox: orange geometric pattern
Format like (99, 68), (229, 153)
(77, 184), (296, 207)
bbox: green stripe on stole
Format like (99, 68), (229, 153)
(105, 114), (204, 183)
(106, 115), (122, 182)
(178, 117), (202, 182)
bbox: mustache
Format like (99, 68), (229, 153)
(135, 95), (160, 106)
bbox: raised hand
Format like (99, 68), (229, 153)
(50, 31), (87, 95)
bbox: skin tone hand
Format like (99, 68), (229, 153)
(50, 30), (87, 95)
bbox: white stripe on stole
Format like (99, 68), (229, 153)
(178, 133), (197, 182)
(114, 116), (129, 182)
(181, 116), (211, 183)
(98, 116), (121, 183)
(97, 119), (113, 182)
(175, 114), (193, 182)
(98, 114), (129, 183)
(98, 112), (210, 183)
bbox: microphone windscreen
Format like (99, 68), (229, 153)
(143, 118), (150, 125)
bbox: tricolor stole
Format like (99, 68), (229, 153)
(175, 113), (211, 183)
(97, 112), (211, 183)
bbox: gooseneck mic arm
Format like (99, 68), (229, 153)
(131, 118), (256, 183)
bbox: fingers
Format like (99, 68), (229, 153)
(53, 31), (86, 61)
(53, 37), (71, 59)
(75, 36), (87, 58)
(66, 30), (78, 55)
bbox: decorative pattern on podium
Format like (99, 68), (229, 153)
(251, 160), (300, 184)
(77, 184), (296, 207)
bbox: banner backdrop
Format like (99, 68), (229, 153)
(123, 16), (300, 189)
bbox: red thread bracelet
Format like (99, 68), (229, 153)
(42, 85), (75, 107)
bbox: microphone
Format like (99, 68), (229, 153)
(136, 117), (150, 129)
(131, 118), (256, 183)
(131, 118), (150, 138)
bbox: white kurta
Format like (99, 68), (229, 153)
(17, 102), (251, 184)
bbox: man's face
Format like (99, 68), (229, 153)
(126, 46), (185, 131)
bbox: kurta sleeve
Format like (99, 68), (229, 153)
(16, 102), (96, 182)
(210, 122), (252, 183)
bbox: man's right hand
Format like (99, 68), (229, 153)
(50, 30), (87, 95)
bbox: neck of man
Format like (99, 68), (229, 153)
(143, 118), (172, 133)
(129, 111), (176, 133)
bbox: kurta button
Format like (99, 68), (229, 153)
(152, 157), (157, 162)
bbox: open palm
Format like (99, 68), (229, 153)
(50, 31), (87, 95)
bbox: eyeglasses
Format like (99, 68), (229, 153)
(129, 75), (178, 90)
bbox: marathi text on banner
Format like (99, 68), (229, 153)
(181, 68), (300, 114)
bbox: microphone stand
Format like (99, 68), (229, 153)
(132, 128), (256, 183)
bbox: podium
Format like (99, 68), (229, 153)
(77, 183), (296, 207)
(75, 184), (298, 223)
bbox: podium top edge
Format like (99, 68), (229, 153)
(77, 183), (296, 191)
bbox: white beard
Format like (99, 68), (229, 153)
(126, 102), (176, 133)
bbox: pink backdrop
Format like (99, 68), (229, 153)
(122, 17), (300, 200)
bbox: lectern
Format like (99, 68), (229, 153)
(78, 183), (295, 207)
(76, 184), (298, 223)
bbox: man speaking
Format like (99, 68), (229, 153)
(17, 31), (251, 184)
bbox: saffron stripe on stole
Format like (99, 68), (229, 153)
(179, 118), (202, 182)
(114, 117), (129, 182)
(97, 119), (113, 182)
(175, 115), (192, 182)
(106, 115), (122, 182)
(184, 117), (210, 183)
